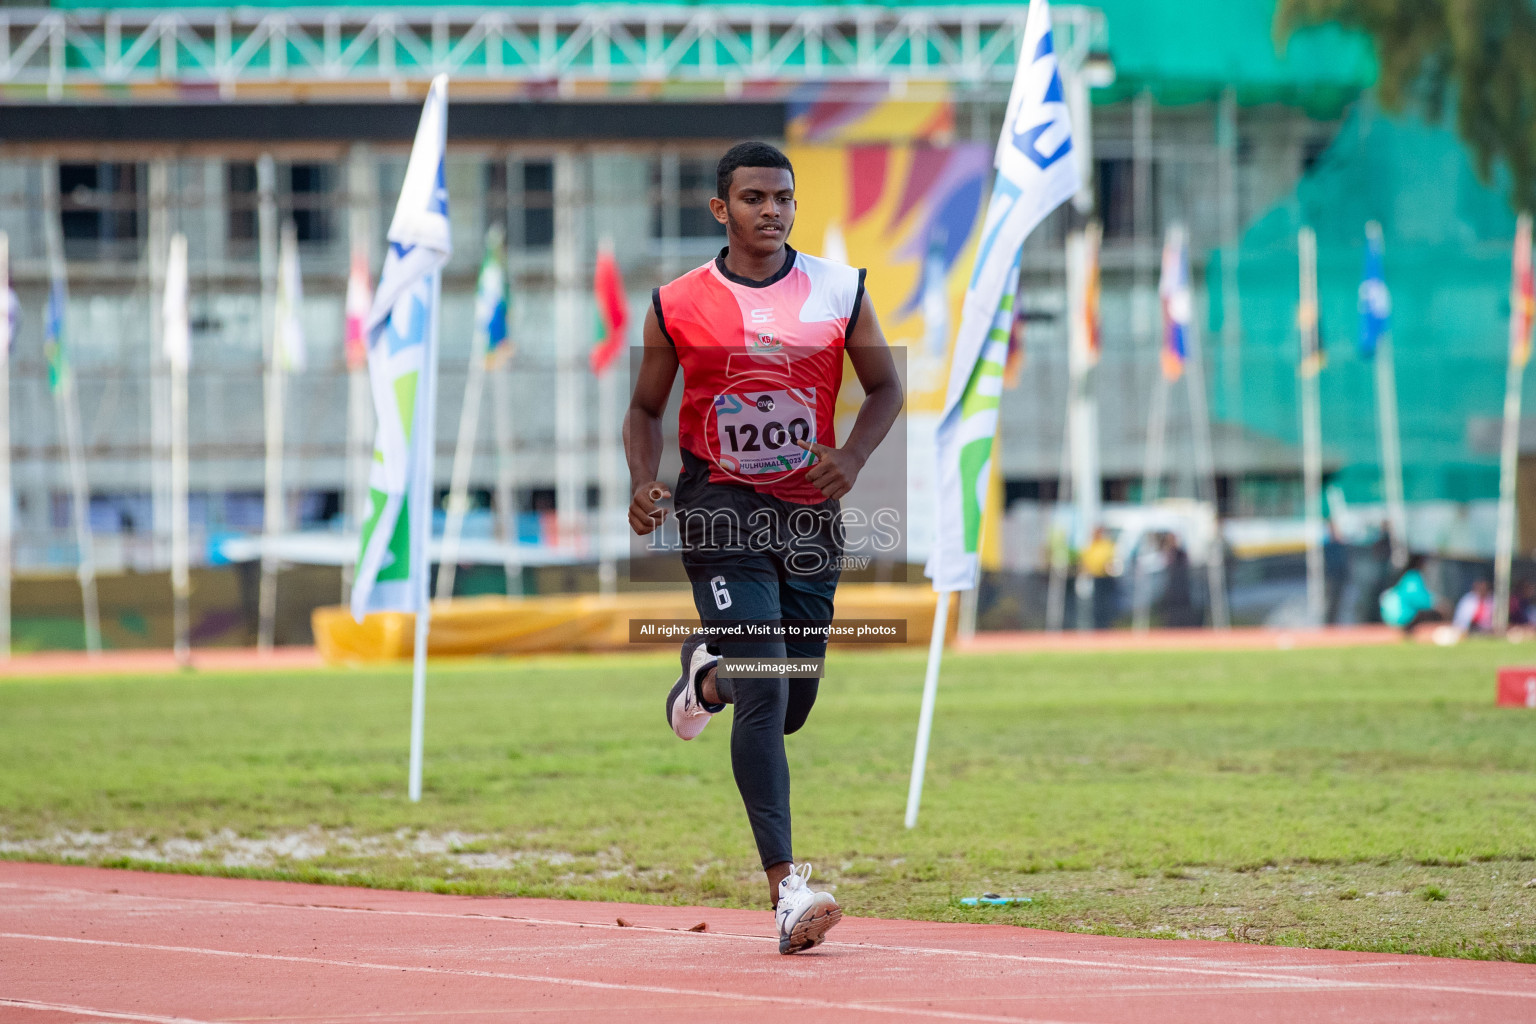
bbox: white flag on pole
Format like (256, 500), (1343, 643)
(926, 0), (1078, 592)
(163, 234), (190, 372)
(351, 75), (452, 621)
(274, 223), (307, 372)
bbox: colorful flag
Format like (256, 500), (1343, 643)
(475, 227), (510, 367)
(1159, 225), (1190, 381)
(163, 234), (190, 372)
(1358, 221), (1390, 360)
(1512, 213), (1534, 369)
(351, 74), (451, 621)
(273, 222), (306, 372)
(1003, 303), (1026, 390)
(344, 244), (372, 372)
(927, 0), (1077, 594)
(1083, 219), (1102, 366)
(44, 269), (67, 393)
(588, 242), (630, 375)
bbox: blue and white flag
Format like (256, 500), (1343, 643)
(927, 0), (1077, 593)
(351, 74), (452, 622)
(44, 270), (68, 393)
(1359, 221), (1390, 360)
(475, 228), (510, 367)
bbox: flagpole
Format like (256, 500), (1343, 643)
(1065, 228), (1100, 632)
(0, 233), (11, 661)
(256, 160), (282, 651)
(344, 367), (371, 601)
(597, 364), (620, 595)
(437, 315), (488, 601)
(490, 358), (522, 594)
(167, 233), (191, 667)
(553, 151), (586, 558)
(1494, 212), (1533, 635)
(42, 161), (101, 655)
(1183, 283), (1230, 629)
(1044, 418), (1073, 631)
(409, 265), (443, 804)
(148, 162), (171, 575)
(343, 143), (377, 606)
(1132, 372), (1170, 632)
(1298, 226), (1326, 627)
(1375, 333), (1408, 568)
(1363, 222), (1408, 570)
(905, 589), (950, 829)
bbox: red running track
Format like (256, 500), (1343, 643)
(1, 862), (1532, 1024)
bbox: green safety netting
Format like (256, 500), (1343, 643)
(1086, 0), (1375, 114)
(1210, 101), (1519, 504)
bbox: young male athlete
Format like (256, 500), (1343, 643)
(624, 141), (903, 954)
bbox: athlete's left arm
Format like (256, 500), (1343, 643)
(795, 292), (904, 500)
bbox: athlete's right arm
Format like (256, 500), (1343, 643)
(623, 304), (679, 536)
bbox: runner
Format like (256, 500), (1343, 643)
(624, 141), (903, 954)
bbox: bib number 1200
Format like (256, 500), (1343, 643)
(713, 388), (816, 477)
(722, 417), (810, 454)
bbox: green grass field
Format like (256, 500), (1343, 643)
(2, 644), (1534, 961)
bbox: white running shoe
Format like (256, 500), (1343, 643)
(776, 863), (841, 954)
(665, 632), (722, 741)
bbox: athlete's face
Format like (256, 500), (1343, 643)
(710, 167), (796, 257)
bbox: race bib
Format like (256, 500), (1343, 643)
(712, 388), (816, 477)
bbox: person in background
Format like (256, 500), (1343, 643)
(1080, 526), (1119, 629)
(1452, 578), (1495, 634)
(1514, 580), (1536, 628)
(1324, 521), (1349, 624)
(1366, 520), (1394, 624)
(1158, 532), (1198, 628)
(1379, 554), (1446, 634)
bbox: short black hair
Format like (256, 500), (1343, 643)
(717, 141), (794, 200)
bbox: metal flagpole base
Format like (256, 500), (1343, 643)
(905, 590), (952, 829)
(408, 607), (429, 802)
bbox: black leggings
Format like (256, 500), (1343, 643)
(711, 620), (824, 869)
(676, 453), (842, 871)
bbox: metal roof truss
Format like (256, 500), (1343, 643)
(0, 6), (1102, 98)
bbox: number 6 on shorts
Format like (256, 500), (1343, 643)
(710, 576), (732, 611)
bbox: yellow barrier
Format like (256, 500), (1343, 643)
(312, 584), (956, 664)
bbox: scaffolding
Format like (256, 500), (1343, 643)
(0, 6), (1104, 98)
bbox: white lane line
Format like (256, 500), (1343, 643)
(0, 997), (215, 1024)
(0, 932), (1086, 1024)
(3, 881), (1532, 1000)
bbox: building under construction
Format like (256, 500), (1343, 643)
(0, 0), (1524, 642)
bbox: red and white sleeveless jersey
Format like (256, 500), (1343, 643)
(655, 246), (866, 504)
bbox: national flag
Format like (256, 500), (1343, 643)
(163, 234), (190, 372)
(1159, 225), (1190, 381)
(588, 242), (630, 375)
(344, 243), (372, 372)
(927, 0), (1078, 594)
(1358, 221), (1390, 360)
(44, 268), (68, 393)
(475, 226), (510, 367)
(273, 222), (306, 373)
(351, 74), (451, 622)
(1512, 213), (1534, 368)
